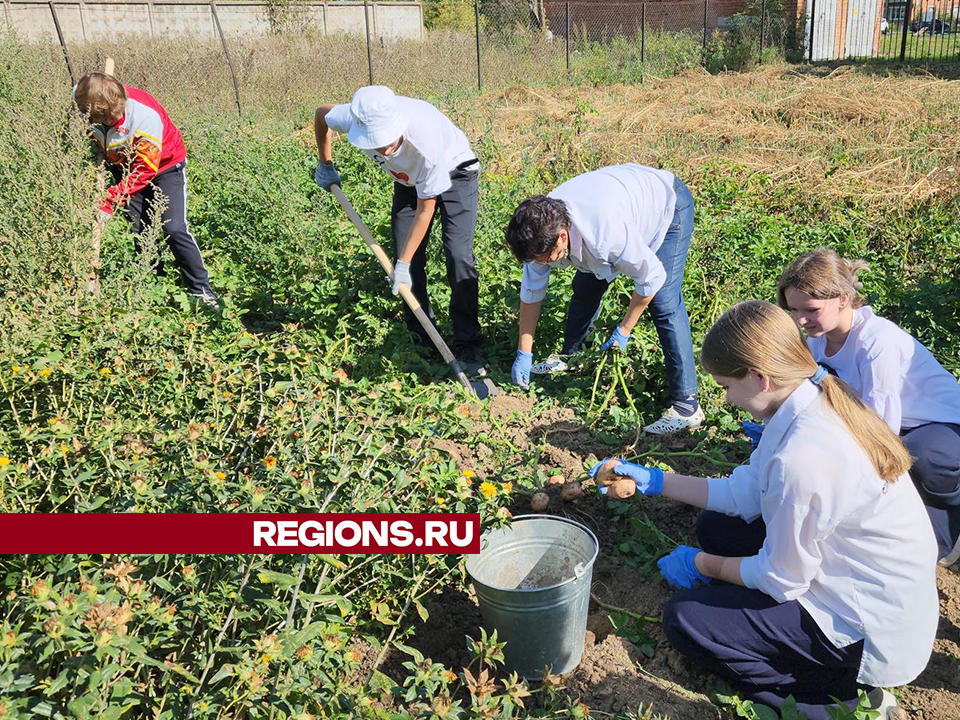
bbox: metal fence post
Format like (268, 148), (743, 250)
(474, 0), (481, 92)
(210, 2), (243, 117)
(640, 3), (645, 82)
(48, 1), (75, 85)
(364, 1), (374, 85)
(808, 0), (816, 61)
(759, 0), (766, 61)
(565, 1), (570, 75)
(702, 0), (708, 63)
(899, 0), (912, 61)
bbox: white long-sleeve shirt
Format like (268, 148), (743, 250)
(707, 379), (938, 687)
(519, 164), (677, 304)
(808, 306), (960, 433)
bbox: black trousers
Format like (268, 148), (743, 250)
(663, 511), (872, 720)
(902, 422), (960, 558)
(122, 161), (215, 297)
(391, 165), (481, 351)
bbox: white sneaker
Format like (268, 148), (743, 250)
(642, 406), (705, 436)
(826, 689), (903, 720)
(869, 689), (904, 719)
(531, 354), (569, 375)
(938, 534), (960, 567)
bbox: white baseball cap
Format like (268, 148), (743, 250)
(346, 86), (408, 150)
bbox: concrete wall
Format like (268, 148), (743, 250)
(3, 1), (423, 42)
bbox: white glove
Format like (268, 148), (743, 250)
(392, 261), (412, 296)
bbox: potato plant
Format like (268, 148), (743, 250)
(1, 34), (958, 720)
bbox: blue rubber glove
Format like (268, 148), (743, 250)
(313, 161), (342, 191)
(589, 459), (664, 497)
(742, 421), (765, 450)
(601, 327), (630, 352)
(657, 546), (711, 590)
(512, 350), (532, 389)
(391, 261), (412, 296)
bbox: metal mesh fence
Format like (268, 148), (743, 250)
(807, 0), (960, 60)
(15, 0), (959, 126)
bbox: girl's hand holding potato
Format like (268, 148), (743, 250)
(589, 458), (665, 498)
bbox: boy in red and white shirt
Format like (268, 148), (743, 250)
(73, 72), (218, 307)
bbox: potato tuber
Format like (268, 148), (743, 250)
(595, 459), (621, 486)
(606, 478), (636, 500)
(531, 492), (549, 512)
(560, 482), (583, 502)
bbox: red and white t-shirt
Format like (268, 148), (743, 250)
(80, 86), (187, 214)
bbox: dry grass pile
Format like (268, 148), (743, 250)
(474, 62), (960, 207)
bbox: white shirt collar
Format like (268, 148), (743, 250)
(759, 379), (821, 453)
(568, 223), (583, 262)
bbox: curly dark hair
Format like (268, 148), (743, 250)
(504, 196), (571, 262)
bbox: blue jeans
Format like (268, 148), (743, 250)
(560, 177), (698, 401)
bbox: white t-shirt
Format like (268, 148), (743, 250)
(808, 306), (960, 432)
(326, 97), (475, 199)
(708, 379), (938, 687)
(519, 164), (677, 303)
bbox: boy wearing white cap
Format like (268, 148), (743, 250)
(313, 86), (484, 372)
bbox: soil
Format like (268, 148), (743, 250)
(401, 392), (960, 718)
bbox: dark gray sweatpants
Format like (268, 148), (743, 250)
(391, 165), (481, 351)
(123, 161), (216, 298)
(902, 421), (960, 558)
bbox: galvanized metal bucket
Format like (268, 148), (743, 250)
(465, 514), (599, 679)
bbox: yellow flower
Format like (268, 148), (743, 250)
(263, 456), (277, 469)
(215, 471), (227, 481)
(99, 368), (112, 376)
(0, 457), (10, 467)
(479, 481), (497, 499)
(501, 481), (513, 493)
(435, 496), (446, 505)
(39, 368), (52, 378)
(12, 365), (20, 373)
(59, 445), (70, 453)
(463, 470), (475, 479)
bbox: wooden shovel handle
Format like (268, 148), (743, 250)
(329, 185), (471, 391)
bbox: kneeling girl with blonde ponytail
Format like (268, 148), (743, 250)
(591, 300), (937, 720)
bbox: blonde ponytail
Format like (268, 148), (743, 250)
(702, 301), (911, 483)
(777, 248), (869, 310)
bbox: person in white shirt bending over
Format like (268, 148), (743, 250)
(505, 164), (702, 436)
(313, 86), (484, 374)
(778, 248), (960, 566)
(592, 300), (937, 720)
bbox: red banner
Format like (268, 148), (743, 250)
(0, 513), (481, 554)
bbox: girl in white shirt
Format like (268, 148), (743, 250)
(593, 300), (937, 720)
(778, 248), (960, 564)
